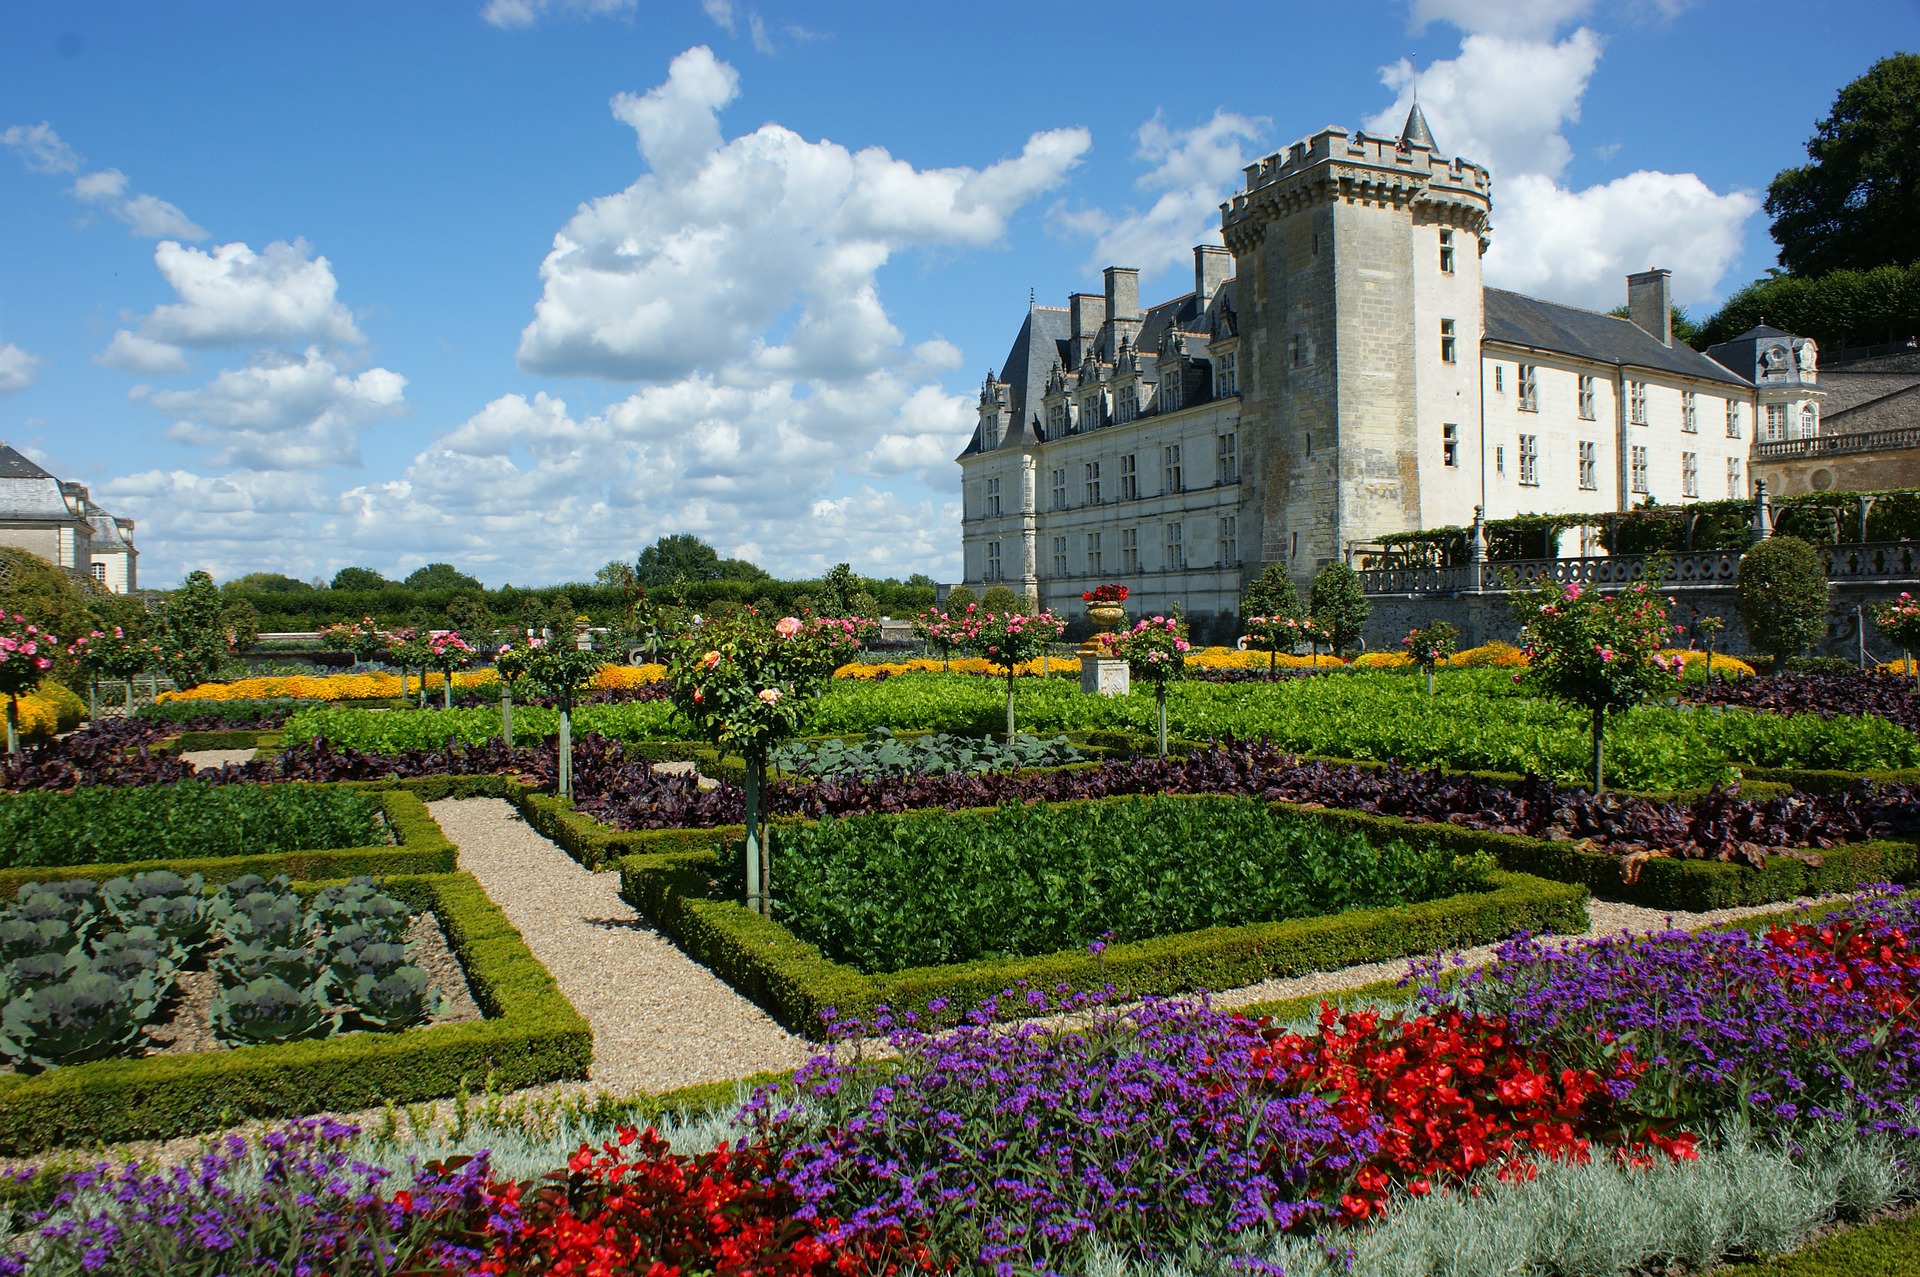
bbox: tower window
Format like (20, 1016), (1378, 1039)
(1291, 334), (1302, 366)
(1051, 536), (1068, 577)
(1440, 319), (1457, 364)
(1121, 527), (1140, 573)
(1218, 515), (1238, 565)
(1120, 453), (1138, 501)
(1442, 422), (1458, 468)
(986, 541), (1003, 581)
(985, 477), (1001, 517)
(1216, 432), (1238, 483)
(1050, 467), (1066, 511)
(1084, 460), (1102, 504)
(1439, 229), (1455, 274)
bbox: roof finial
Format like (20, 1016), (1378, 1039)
(1029, 286), (1035, 306)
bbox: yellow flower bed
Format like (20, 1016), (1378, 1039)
(1879, 659), (1920, 676)
(835, 655), (1086, 679)
(1658, 649), (1756, 679)
(1453, 641), (1530, 668)
(9, 681), (86, 739)
(157, 663), (669, 703)
(1188, 646), (1346, 671)
(1351, 651), (1415, 670)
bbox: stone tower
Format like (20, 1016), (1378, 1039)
(1220, 103), (1491, 573)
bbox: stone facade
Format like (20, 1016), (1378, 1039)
(956, 105), (1840, 631)
(0, 443), (137, 591)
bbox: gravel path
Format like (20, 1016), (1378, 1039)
(181, 748), (259, 770)
(428, 797), (812, 1093)
(1209, 893), (1831, 1013)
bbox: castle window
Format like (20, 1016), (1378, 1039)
(1727, 456), (1744, 497)
(986, 542), (1003, 581)
(1120, 453), (1139, 501)
(1082, 392), (1104, 429)
(1160, 374), (1183, 412)
(1578, 441), (1598, 490)
(1085, 531), (1103, 575)
(1682, 391), (1698, 433)
(91, 562), (107, 583)
(1439, 229), (1455, 275)
(1517, 364), (1538, 412)
(1629, 381), (1648, 425)
(1163, 444), (1183, 494)
(1084, 460), (1102, 504)
(1047, 400), (1067, 438)
(1517, 434), (1539, 486)
(1215, 352), (1237, 397)
(1291, 334), (1302, 366)
(1578, 375), (1596, 421)
(1165, 522), (1185, 571)
(1802, 403), (1819, 435)
(1494, 365), (1504, 393)
(1121, 527), (1141, 573)
(1495, 444), (1504, 474)
(1630, 445), (1649, 494)
(1726, 400), (1741, 438)
(1291, 531), (1298, 560)
(1050, 468), (1066, 511)
(1682, 450), (1699, 498)
(1051, 536), (1068, 577)
(1216, 433), (1238, 483)
(1765, 404), (1787, 441)
(1219, 515), (1238, 565)
(985, 477), (1001, 517)
(1440, 319), (1457, 364)
(1442, 422), (1458, 468)
(1116, 383), (1138, 423)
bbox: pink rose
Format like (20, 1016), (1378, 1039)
(702, 650), (722, 670)
(758, 687), (783, 705)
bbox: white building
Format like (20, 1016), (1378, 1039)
(957, 105), (1822, 627)
(0, 442), (138, 592)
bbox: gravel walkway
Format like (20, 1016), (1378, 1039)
(428, 797), (812, 1093)
(181, 748), (260, 770)
(1209, 893), (1830, 1013)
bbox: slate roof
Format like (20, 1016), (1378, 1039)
(0, 444), (78, 520)
(1484, 288), (1750, 388)
(960, 305), (1073, 457)
(0, 444), (52, 481)
(1400, 101), (1437, 151)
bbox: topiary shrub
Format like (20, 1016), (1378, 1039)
(978, 585), (1023, 616)
(1308, 562), (1370, 658)
(943, 585), (978, 613)
(1736, 536), (1830, 664)
(1241, 562), (1301, 622)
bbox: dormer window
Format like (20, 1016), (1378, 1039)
(1115, 383), (1138, 424)
(1160, 374), (1182, 412)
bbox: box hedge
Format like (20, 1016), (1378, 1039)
(0, 788), (459, 899)
(0, 869), (590, 1154)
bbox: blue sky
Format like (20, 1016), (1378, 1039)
(1, 0), (1912, 588)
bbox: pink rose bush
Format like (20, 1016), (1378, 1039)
(1103, 614), (1191, 755)
(951, 608), (1067, 743)
(0, 613), (56, 753)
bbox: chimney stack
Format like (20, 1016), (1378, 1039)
(1193, 245), (1231, 307)
(1626, 268), (1672, 346)
(1103, 266), (1140, 323)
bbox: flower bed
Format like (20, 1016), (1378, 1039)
(751, 795), (1498, 974)
(13, 889), (1920, 1276)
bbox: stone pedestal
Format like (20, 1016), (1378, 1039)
(1081, 657), (1130, 697)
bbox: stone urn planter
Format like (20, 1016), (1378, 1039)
(1079, 602), (1127, 656)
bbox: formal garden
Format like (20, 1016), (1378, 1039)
(2, 543), (1920, 1274)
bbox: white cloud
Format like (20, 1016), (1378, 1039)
(1061, 109), (1266, 285)
(1409, 0), (1598, 37)
(0, 122), (81, 174)
(147, 349), (406, 469)
(517, 46), (1089, 382)
(480, 0), (633, 28)
(748, 12), (773, 54)
(95, 330), (192, 375)
(0, 343), (40, 394)
(701, 0), (735, 32)
(118, 239), (363, 352)
(1367, 27), (1757, 309)
(5, 125), (206, 241)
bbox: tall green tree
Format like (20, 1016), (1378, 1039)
(222, 572), (312, 594)
(1241, 561), (1302, 622)
(636, 534), (722, 587)
(330, 566), (387, 591)
(1765, 54), (1920, 276)
(403, 563), (483, 592)
(159, 570), (257, 689)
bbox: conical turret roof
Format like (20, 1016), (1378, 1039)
(1399, 100), (1437, 151)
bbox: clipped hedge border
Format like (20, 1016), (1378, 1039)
(610, 794), (1587, 1037)
(0, 868), (591, 1155)
(1740, 764), (1920, 793)
(0, 788), (459, 899)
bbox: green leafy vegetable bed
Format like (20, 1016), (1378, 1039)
(770, 728), (1082, 780)
(0, 783), (386, 870)
(283, 671), (1920, 791)
(754, 795), (1496, 974)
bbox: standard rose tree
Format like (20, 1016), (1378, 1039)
(957, 608), (1067, 743)
(665, 612), (860, 915)
(1103, 614), (1191, 756)
(1513, 577), (1680, 792)
(1875, 593), (1920, 680)
(523, 640), (605, 800)
(66, 625), (163, 716)
(0, 614), (56, 753)
(426, 631), (476, 710)
(1402, 620), (1459, 695)
(494, 640), (530, 744)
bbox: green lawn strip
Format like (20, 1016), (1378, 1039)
(0, 869), (591, 1155)
(1754, 1211), (1920, 1275)
(0, 788), (457, 898)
